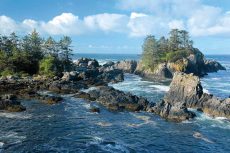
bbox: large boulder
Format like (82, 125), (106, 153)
(74, 58), (99, 69)
(150, 72), (230, 121)
(204, 60), (226, 73)
(114, 60), (137, 73)
(48, 80), (86, 94)
(135, 62), (173, 80)
(87, 86), (149, 112)
(164, 72), (203, 107)
(0, 94), (26, 112)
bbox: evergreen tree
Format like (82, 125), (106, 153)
(141, 35), (159, 69)
(168, 29), (180, 51)
(59, 36), (73, 71)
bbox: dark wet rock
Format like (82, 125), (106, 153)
(0, 94), (26, 112)
(149, 100), (196, 122)
(88, 86), (149, 112)
(74, 91), (96, 101)
(41, 95), (63, 104)
(150, 72), (230, 121)
(164, 72), (203, 108)
(135, 63), (173, 80)
(114, 60), (137, 73)
(74, 58), (99, 69)
(204, 60), (226, 72)
(62, 71), (80, 81)
(98, 69), (124, 83)
(48, 81), (86, 94)
(89, 106), (100, 113)
(132, 49), (226, 80)
(103, 61), (115, 67)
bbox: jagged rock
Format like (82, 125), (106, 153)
(89, 106), (100, 113)
(135, 62), (173, 80)
(74, 91), (96, 101)
(48, 81), (86, 94)
(62, 71), (80, 81)
(87, 86), (149, 112)
(149, 100), (195, 122)
(0, 94), (26, 112)
(204, 60), (226, 72)
(74, 58), (99, 69)
(132, 49), (225, 80)
(41, 95), (63, 104)
(150, 72), (230, 121)
(103, 61), (115, 67)
(114, 60), (137, 73)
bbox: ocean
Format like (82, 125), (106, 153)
(0, 54), (229, 153)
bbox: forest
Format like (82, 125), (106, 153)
(0, 30), (73, 77)
(141, 29), (199, 70)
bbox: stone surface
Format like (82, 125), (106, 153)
(149, 72), (230, 121)
(0, 94), (26, 112)
(87, 86), (149, 112)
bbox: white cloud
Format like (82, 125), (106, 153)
(1, 0), (230, 38)
(84, 13), (129, 33)
(41, 13), (84, 35)
(117, 0), (230, 37)
(169, 20), (185, 30)
(0, 15), (18, 35)
(187, 6), (230, 36)
(128, 13), (169, 37)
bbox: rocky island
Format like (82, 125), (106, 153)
(0, 30), (228, 123)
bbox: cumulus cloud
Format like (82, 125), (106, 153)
(0, 15), (18, 35)
(1, 0), (230, 38)
(84, 13), (129, 33)
(128, 12), (169, 37)
(169, 20), (185, 30)
(41, 13), (84, 35)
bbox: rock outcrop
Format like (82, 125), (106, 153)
(204, 59), (226, 73)
(112, 50), (225, 80)
(0, 94), (26, 112)
(148, 72), (230, 121)
(135, 63), (173, 80)
(80, 86), (149, 112)
(113, 60), (137, 73)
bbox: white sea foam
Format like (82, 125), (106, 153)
(127, 113), (156, 127)
(150, 85), (169, 92)
(0, 142), (4, 148)
(93, 136), (104, 143)
(96, 122), (112, 127)
(203, 88), (210, 94)
(81, 87), (98, 93)
(188, 108), (230, 129)
(82, 103), (91, 109)
(0, 112), (32, 119)
(100, 143), (130, 153)
(193, 132), (214, 143)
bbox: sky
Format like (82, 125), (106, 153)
(0, 0), (230, 55)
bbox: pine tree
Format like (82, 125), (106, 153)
(141, 35), (159, 69)
(59, 36), (73, 71)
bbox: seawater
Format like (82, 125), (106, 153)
(0, 54), (229, 152)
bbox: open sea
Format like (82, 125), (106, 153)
(0, 54), (229, 153)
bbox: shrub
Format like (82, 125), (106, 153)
(39, 56), (56, 77)
(0, 69), (14, 77)
(166, 50), (190, 62)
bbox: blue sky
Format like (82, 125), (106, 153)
(0, 0), (230, 55)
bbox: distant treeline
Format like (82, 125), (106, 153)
(141, 29), (201, 70)
(0, 30), (73, 77)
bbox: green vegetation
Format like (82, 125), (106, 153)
(0, 30), (73, 77)
(141, 29), (195, 70)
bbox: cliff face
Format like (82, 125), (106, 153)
(111, 50), (225, 80)
(148, 72), (230, 121)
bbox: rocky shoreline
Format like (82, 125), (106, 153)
(0, 58), (229, 122)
